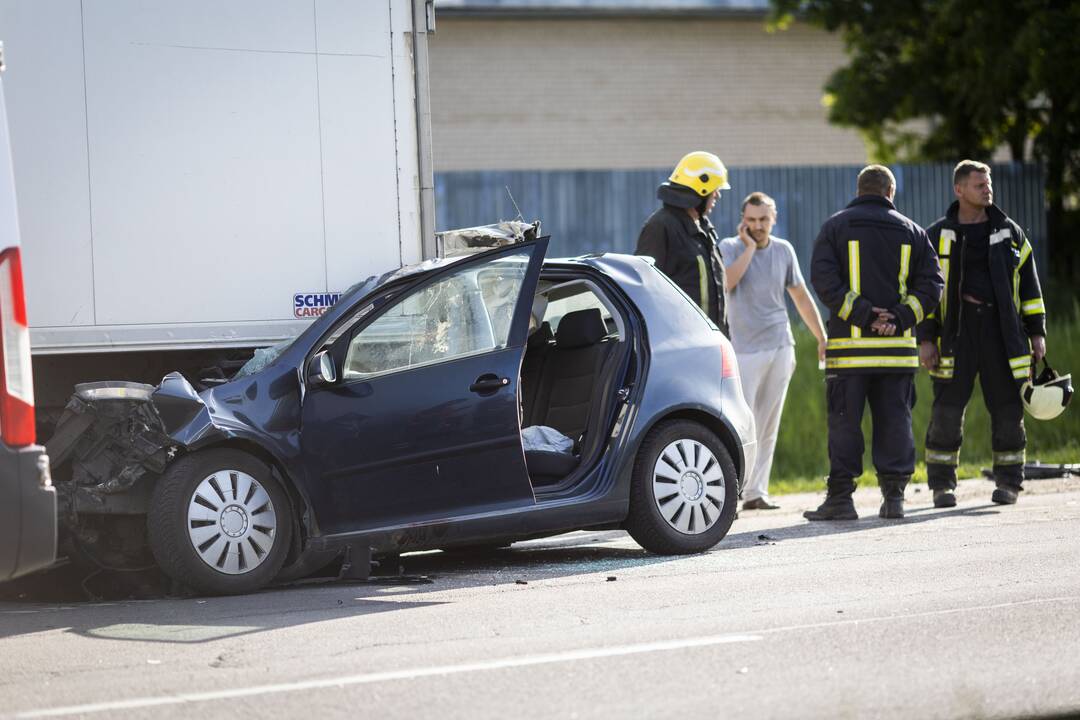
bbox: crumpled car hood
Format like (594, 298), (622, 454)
(151, 372), (218, 446)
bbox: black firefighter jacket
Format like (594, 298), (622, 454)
(811, 195), (944, 374)
(636, 205), (727, 333)
(915, 201), (1046, 383)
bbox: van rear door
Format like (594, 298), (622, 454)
(0, 45), (56, 582)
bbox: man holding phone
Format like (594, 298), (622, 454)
(718, 192), (827, 510)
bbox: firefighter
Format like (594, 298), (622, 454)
(636, 151), (730, 334)
(806, 165), (944, 521)
(918, 160), (1047, 507)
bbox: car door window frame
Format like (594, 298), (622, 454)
(340, 267), (508, 380)
(538, 278), (627, 341)
(315, 239), (548, 387)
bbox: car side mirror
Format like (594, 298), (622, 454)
(307, 350), (338, 387)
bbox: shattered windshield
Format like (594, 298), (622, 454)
(233, 256), (472, 379)
(233, 274), (381, 378)
(234, 338), (293, 378)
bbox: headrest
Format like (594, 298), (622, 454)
(527, 321), (553, 348)
(530, 294), (549, 330)
(555, 309), (606, 349)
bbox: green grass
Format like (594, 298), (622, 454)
(768, 298), (1080, 495)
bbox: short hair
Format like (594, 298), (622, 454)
(856, 165), (896, 197)
(741, 191), (777, 215)
(953, 160), (991, 185)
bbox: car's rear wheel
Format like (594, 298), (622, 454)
(625, 420), (737, 554)
(148, 449), (293, 595)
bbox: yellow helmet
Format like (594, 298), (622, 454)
(668, 151), (731, 196)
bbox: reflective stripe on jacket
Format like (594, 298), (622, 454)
(916, 202), (1045, 382)
(811, 195), (944, 374)
(636, 204), (727, 333)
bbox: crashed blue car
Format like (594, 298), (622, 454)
(48, 228), (756, 595)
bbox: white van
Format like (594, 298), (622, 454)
(0, 43), (56, 582)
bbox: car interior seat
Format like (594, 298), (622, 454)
(522, 308), (615, 486)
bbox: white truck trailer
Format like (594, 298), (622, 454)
(0, 0), (436, 418)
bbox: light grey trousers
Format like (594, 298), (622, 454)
(735, 344), (797, 502)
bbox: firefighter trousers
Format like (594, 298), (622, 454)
(826, 371), (916, 492)
(925, 300), (1026, 490)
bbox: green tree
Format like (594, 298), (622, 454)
(770, 0), (1080, 281)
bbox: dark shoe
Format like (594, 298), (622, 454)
(743, 497), (780, 510)
(991, 485), (1019, 505)
(879, 499), (904, 519)
(804, 497), (858, 521)
(877, 474), (908, 519)
(933, 489), (957, 508)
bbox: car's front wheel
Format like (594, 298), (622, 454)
(625, 420), (737, 554)
(148, 449), (293, 595)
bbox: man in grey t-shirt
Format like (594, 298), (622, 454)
(719, 192), (827, 510)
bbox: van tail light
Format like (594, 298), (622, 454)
(0, 247), (35, 446)
(720, 338), (738, 379)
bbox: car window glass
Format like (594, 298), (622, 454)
(343, 250), (532, 379)
(320, 293), (395, 352)
(543, 286), (619, 338)
(653, 268), (719, 331)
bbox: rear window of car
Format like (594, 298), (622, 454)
(542, 283), (620, 338)
(651, 266), (720, 332)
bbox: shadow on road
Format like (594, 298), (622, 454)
(0, 502), (1015, 644)
(0, 533), (676, 644)
(721, 503), (1002, 548)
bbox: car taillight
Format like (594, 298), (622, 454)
(720, 338), (738, 379)
(0, 246), (35, 446)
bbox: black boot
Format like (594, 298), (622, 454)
(933, 488), (957, 508)
(878, 475), (908, 519)
(991, 483), (1020, 505)
(804, 480), (858, 521)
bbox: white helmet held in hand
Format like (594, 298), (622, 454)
(1021, 359), (1073, 421)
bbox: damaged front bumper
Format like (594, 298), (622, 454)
(47, 374), (208, 516)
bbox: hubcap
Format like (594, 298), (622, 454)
(186, 470), (277, 575)
(652, 439), (725, 535)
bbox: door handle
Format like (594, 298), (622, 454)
(470, 374), (509, 395)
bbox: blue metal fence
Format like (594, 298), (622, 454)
(435, 163), (1048, 281)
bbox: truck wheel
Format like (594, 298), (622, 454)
(148, 449), (293, 595)
(625, 420), (737, 555)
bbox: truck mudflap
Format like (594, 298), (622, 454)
(47, 373), (220, 515)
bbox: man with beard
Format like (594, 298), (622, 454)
(718, 192), (827, 510)
(636, 151), (730, 335)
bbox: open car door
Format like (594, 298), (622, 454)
(300, 238), (548, 535)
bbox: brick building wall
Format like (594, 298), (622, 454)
(429, 16), (870, 171)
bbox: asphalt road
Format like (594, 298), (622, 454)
(2, 475), (1079, 720)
